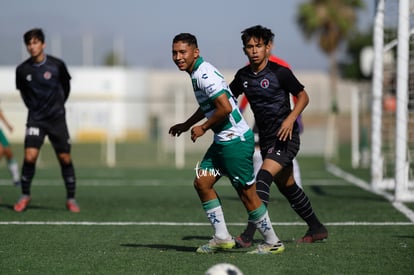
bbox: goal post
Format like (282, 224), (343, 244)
(371, 0), (414, 202)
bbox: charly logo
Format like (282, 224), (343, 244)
(194, 162), (220, 179)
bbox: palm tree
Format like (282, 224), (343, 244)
(296, 0), (364, 161)
(297, 0), (364, 113)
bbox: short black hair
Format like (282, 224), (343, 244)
(24, 28), (45, 45)
(173, 33), (198, 48)
(241, 25), (274, 47)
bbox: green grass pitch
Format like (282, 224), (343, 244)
(0, 144), (413, 274)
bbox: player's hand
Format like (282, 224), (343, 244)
(190, 125), (206, 142)
(169, 123), (188, 137)
(277, 118), (295, 141)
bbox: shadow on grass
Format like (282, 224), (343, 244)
(120, 243), (196, 252)
(0, 203), (62, 212)
(121, 235), (251, 253)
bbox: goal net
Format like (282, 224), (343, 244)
(371, 0), (414, 201)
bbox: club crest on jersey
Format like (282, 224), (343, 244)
(260, 78), (270, 89)
(43, 71), (52, 80)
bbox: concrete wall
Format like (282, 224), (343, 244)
(0, 66), (360, 155)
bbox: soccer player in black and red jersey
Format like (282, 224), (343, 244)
(14, 28), (79, 213)
(230, 25), (327, 245)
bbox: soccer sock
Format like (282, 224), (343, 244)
(255, 169), (273, 205)
(202, 199), (230, 240)
(292, 158), (302, 188)
(61, 162), (76, 199)
(249, 204), (280, 245)
(7, 158), (20, 182)
(21, 160), (35, 196)
(240, 169), (273, 241)
(279, 183), (323, 230)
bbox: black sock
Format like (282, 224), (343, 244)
(61, 162), (76, 199)
(256, 169), (273, 205)
(279, 183), (323, 230)
(241, 169), (273, 241)
(21, 161), (35, 196)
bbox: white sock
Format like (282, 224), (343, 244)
(206, 206), (230, 240)
(8, 159), (20, 182)
(254, 211), (280, 245)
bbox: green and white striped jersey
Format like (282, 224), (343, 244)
(190, 57), (251, 143)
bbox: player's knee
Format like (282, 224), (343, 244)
(256, 169), (273, 186)
(57, 153), (72, 165)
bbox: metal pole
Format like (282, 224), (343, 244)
(371, 0), (385, 190)
(395, 0), (410, 201)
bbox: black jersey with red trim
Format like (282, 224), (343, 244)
(16, 55), (71, 123)
(230, 61), (304, 147)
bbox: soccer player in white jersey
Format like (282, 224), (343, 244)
(169, 33), (284, 254)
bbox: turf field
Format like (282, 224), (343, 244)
(0, 143), (413, 274)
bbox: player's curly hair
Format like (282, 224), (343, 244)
(241, 25), (274, 47)
(24, 28), (45, 45)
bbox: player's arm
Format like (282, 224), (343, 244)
(169, 107), (205, 137)
(190, 92), (232, 142)
(277, 68), (309, 141)
(59, 61), (71, 101)
(15, 68), (31, 109)
(195, 93), (233, 136)
(278, 90), (309, 141)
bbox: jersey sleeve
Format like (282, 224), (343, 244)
(229, 72), (243, 98)
(58, 60), (71, 100)
(197, 68), (228, 100)
(277, 67), (304, 97)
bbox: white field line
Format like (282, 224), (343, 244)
(326, 163), (414, 223)
(0, 179), (349, 187)
(0, 221), (412, 226)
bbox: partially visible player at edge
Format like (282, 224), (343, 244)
(169, 33), (284, 254)
(230, 25), (328, 247)
(14, 28), (79, 213)
(0, 104), (20, 186)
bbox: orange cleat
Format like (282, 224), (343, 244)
(66, 199), (80, 213)
(14, 195), (31, 212)
(297, 225), (328, 243)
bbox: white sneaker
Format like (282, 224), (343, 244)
(247, 241), (285, 254)
(196, 235), (235, 253)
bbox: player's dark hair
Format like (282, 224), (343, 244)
(173, 33), (198, 48)
(24, 28), (45, 45)
(241, 25), (274, 46)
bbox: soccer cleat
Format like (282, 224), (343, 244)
(235, 234), (253, 248)
(297, 225), (328, 243)
(247, 241), (285, 255)
(196, 236), (235, 253)
(14, 195), (31, 212)
(66, 199), (80, 213)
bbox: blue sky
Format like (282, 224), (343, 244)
(0, 0), (374, 71)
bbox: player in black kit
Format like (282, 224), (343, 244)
(230, 25), (327, 245)
(14, 28), (80, 213)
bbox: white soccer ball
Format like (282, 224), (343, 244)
(205, 263), (243, 275)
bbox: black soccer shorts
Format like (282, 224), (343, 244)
(24, 117), (71, 153)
